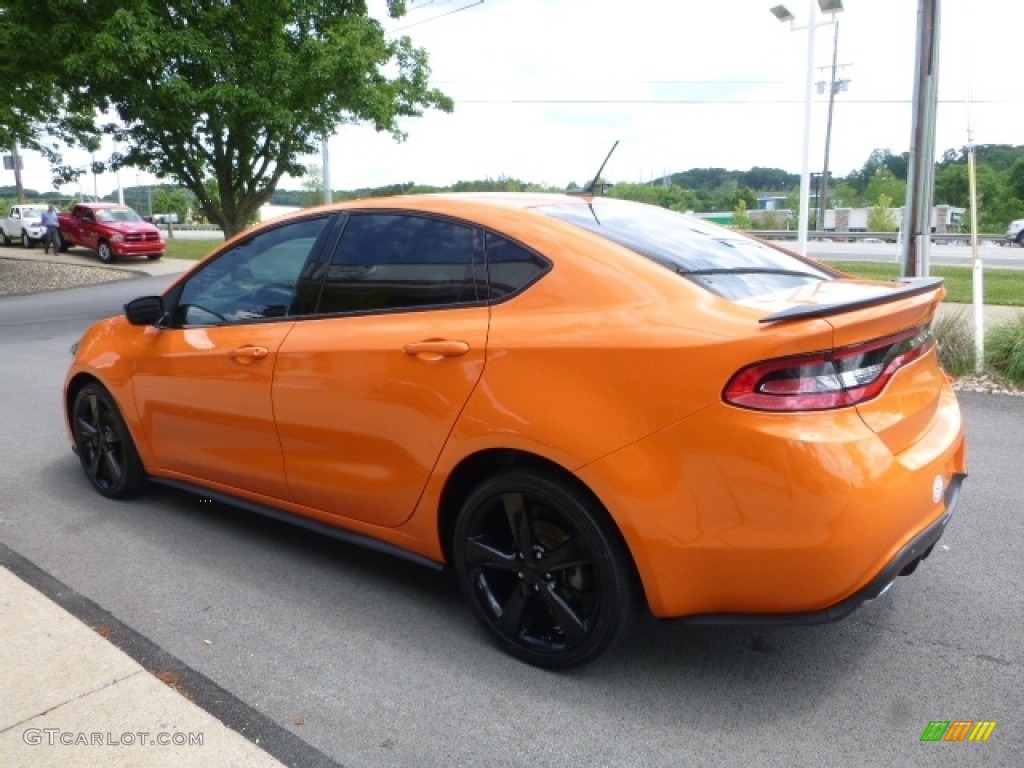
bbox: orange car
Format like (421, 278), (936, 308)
(64, 194), (966, 668)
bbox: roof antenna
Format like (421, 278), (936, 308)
(571, 140), (619, 196)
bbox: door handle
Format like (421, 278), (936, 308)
(229, 345), (270, 363)
(403, 340), (470, 360)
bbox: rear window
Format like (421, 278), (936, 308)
(539, 200), (836, 300)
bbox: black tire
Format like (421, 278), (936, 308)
(1017, 231), (1024, 247)
(146, 253), (163, 261)
(71, 383), (146, 499)
(57, 230), (70, 252)
(2, 231), (10, 246)
(97, 240), (114, 263)
(22, 229), (33, 248)
(452, 471), (638, 669)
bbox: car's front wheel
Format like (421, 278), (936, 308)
(97, 241), (114, 263)
(1017, 231), (1024, 247)
(452, 471), (638, 669)
(22, 229), (33, 248)
(71, 383), (146, 499)
(56, 231), (70, 252)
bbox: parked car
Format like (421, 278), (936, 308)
(1006, 218), (1024, 246)
(57, 202), (164, 262)
(64, 194), (966, 668)
(2, 203), (48, 247)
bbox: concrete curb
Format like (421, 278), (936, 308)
(0, 541), (346, 768)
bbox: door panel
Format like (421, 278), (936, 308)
(129, 214), (335, 498)
(273, 307), (488, 526)
(133, 323), (296, 498)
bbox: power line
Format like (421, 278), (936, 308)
(450, 97), (1022, 104)
(387, 0), (484, 33)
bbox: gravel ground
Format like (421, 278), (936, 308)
(0, 256), (137, 296)
(2, 255), (1020, 396)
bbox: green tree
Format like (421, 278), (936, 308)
(151, 188), (190, 222)
(5, 1), (451, 237)
(300, 163), (326, 208)
(829, 180), (861, 208)
(934, 164), (969, 208)
(732, 198), (754, 229)
(864, 169), (906, 206)
(868, 193), (899, 232)
(760, 210), (786, 230)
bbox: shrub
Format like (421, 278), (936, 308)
(932, 309), (975, 376)
(985, 312), (1024, 386)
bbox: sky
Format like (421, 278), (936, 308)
(10, 0), (1024, 197)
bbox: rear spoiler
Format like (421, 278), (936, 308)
(759, 277), (944, 324)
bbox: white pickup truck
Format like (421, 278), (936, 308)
(2, 204), (48, 247)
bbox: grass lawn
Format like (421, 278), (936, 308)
(829, 261), (1024, 306)
(163, 237), (223, 261)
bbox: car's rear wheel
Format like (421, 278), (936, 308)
(71, 383), (146, 499)
(147, 253), (162, 260)
(452, 471), (638, 669)
(1017, 231), (1024, 247)
(2, 231), (10, 246)
(97, 241), (114, 263)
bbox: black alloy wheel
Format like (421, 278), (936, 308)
(453, 471), (638, 669)
(71, 383), (146, 499)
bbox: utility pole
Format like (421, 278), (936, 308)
(321, 134), (332, 205)
(11, 143), (25, 203)
(901, 0), (941, 277)
(817, 21), (849, 233)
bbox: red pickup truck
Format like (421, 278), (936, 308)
(57, 202), (165, 263)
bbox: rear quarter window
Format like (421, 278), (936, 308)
(539, 200), (836, 300)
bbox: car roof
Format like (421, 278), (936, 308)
(330, 192), (588, 213)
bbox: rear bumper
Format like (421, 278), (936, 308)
(673, 472), (966, 626)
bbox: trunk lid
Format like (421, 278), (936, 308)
(741, 277), (948, 455)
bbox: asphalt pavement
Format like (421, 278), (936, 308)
(1, 239), (1021, 768)
(0, 245), (319, 767)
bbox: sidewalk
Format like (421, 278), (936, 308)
(0, 566), (287, 768)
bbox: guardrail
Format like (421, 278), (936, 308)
(749, 230), (1012, 245)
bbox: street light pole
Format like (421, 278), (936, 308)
(770, 1), (844, 256)
(797, 0), (818, 255)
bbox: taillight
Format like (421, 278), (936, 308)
(724, 326), (934, 411)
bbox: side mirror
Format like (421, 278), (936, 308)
(124, 296), (165, 326)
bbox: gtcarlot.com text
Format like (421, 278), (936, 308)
(23, 728), (204, 747)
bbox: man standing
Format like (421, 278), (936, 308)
(40, 203), (60, 254)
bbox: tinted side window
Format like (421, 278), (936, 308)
(540, 200), (834, 300)
(484, 232), (550, 300)
(316, 214), (480, 314)
(175, 217), (329, 325)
